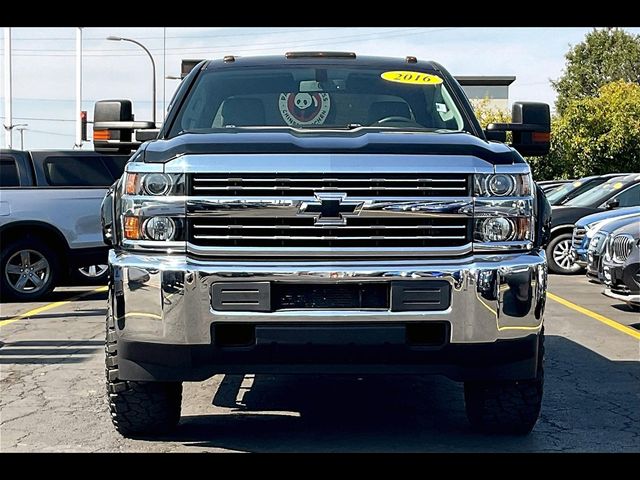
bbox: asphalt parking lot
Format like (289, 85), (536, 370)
(1, 274), (638, 452)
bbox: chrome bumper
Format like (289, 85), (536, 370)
(109, 250), (547, 345)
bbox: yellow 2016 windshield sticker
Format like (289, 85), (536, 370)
(381, 71), (443, 85)
(613, 182), (623, 189)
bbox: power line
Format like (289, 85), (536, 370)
(0, 115), (75, 122)
(8, 28), (454, 57)
(10, 27), (420, 53)
(2, 27), (341, 42)
(28, 128), (74, 137)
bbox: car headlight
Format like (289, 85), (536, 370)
(474, 174), (531, 197)
(125, 172), (184, 196)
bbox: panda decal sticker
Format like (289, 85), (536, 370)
(279, 92), (331, 126)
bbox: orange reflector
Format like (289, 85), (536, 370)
(125, 173), (139, 194)
(532, 132), (550, 142)
(124, 216), (141, 240)
(93, 129), (111, 141)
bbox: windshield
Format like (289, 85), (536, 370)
(565, 176), (628, 207)
(545, 177), (603, 204)
(545, 180), (585, 203)
(169, 65), (469, 136)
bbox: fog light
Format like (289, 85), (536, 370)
(144, 217), (176, 241)
(143, 173), (172, 196)
(480, 217), (515, 242)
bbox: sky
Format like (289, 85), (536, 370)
(1, 26), (639, 150)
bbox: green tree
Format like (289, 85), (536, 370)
(552, 28), (640, 114)
(471, 97), (511, 127)
(551, 81), (640, 177)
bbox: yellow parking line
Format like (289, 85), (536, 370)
(0, 286), (108, 328)
(548, 292), (640, 341)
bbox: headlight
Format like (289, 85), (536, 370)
(125, 173), (184, 196)
(143, 173), (173, 196)
(474, 174), (531, 197)
(474, 217), (531, 243)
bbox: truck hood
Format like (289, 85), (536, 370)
(142, 130), (522, 165)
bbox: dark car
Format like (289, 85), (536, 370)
(586, 213), (640, 283)
(546, 174), (640, 274)
(544, 173), (627, 206)
(601, 219), (640, 310)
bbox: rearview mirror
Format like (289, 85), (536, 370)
(487, 102), (550, 156)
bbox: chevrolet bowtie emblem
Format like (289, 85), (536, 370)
(299, 192), (363, 226)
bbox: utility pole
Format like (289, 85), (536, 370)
(3, 27), (13, 149)
(75, 27), (83, 149)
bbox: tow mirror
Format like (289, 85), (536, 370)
(487, 102), (550, 156)
(93, 99), (155, 154)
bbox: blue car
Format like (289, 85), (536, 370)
(572, 207), (640, 267)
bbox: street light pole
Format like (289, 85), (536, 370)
(75, 27), (83, 149)
(107, 35), (157, 125)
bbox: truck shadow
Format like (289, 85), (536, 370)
(158, 335), (640, 452)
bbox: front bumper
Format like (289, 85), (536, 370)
(109, 250), (546, 380)
(602, 252), (640, 306)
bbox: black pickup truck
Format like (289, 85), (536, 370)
(99, 52), (553, 437)
(0, 150), (129, 301)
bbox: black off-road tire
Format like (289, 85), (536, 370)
(464, 331), (544, 435)
(105, 298), (182, 437)
(0, 238), (59, 302)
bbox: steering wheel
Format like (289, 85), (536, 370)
(373, 116), (424, 128)
(376, 116), (414, 124)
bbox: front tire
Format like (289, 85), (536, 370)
(546, 233), (582, 274)
(0, 238), (58, 302)
(464, 331), (544, 435)
(105, 297), (182, 437)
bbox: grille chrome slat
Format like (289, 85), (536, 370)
(194, 177), (468, 183)
(193, 186), (467, 192)
(189, 173), (470, 198)
(193, 235), (468, 241)
(193, 224), (467, 230)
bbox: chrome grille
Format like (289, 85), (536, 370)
(611, 234), (634, 263)
(186, 172), (473, 256)
(188, 215), (471, 249)
(572, 227), (586, 250)
(189, 173), (470, 197)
